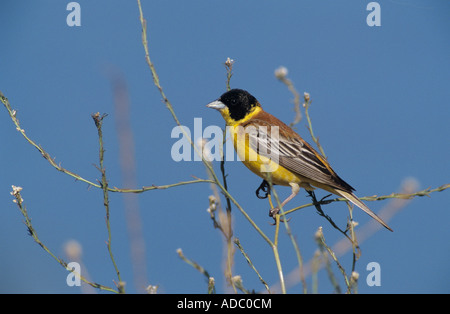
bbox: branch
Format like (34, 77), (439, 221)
(234, 238), (271, 293)
(177, 248), (216, 294)
(275, 66), (302, 128)
(315, 227), (349, 293)
(284, 183), (450, 217)
(92, 113), (124, 293)
(0, 91), (214, 195)
(10, 185), (118, 293)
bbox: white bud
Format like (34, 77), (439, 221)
(274, 66), (288, 79)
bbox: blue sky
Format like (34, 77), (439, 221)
(1, 1), (449, 294)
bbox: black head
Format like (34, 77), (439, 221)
(218, 89), (260, 121)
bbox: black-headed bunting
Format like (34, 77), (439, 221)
(207, 89), (392, 231)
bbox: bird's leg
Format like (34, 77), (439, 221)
(269, 183), (300, 217)
(256, 180), (270, 199)
(307, 190), (326, 215)
(307, 191), (333, 209)
(307, 190), (344, 232)
(318, 193), (333, 205)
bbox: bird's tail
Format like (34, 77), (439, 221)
(336, 190), (393, 232)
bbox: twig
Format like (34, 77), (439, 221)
(111, 178), (216, 193)
(234, 238), (270, 293)
(310, 250), (321, 294)
(262, 175), (286, 294)
(0, 91), (101, 188)
(0, 91), (214, 194)
(198, 139), (236, 293)
(274, 66), (302, 127)
(111, 72), (148, 292)
(10, 186), (118, 293)
(231, 275), (253, 294)
(303, 92), (327, 158)
(221, 58), (236, 291)
(92, 113), (124, 293)
(346, 203), (360, 276)
(271, 185), (307, 294)
(177, 248), (216, 294)
(315, 227), (350, 293)
(225, 58), (234, 92)
(284, 183), (450, 216)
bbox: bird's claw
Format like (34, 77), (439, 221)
(269, 207), (291, 224)
(318, 194), (333, 205)
(269, 207), (279, 217)
(256, 180), (270, 199)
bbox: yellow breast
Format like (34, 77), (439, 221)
(228, 124), (301, 187)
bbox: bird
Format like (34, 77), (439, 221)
(206, 88), (393, 231)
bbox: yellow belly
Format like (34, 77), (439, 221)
(242, 157), (303, 186)
(229, 125), (302, 186)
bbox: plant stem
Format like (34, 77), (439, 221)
(92, 113), (124, 293)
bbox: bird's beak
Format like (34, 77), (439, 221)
(206, 100), (226, 110)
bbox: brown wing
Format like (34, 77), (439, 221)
(243, 114), (355, 193)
